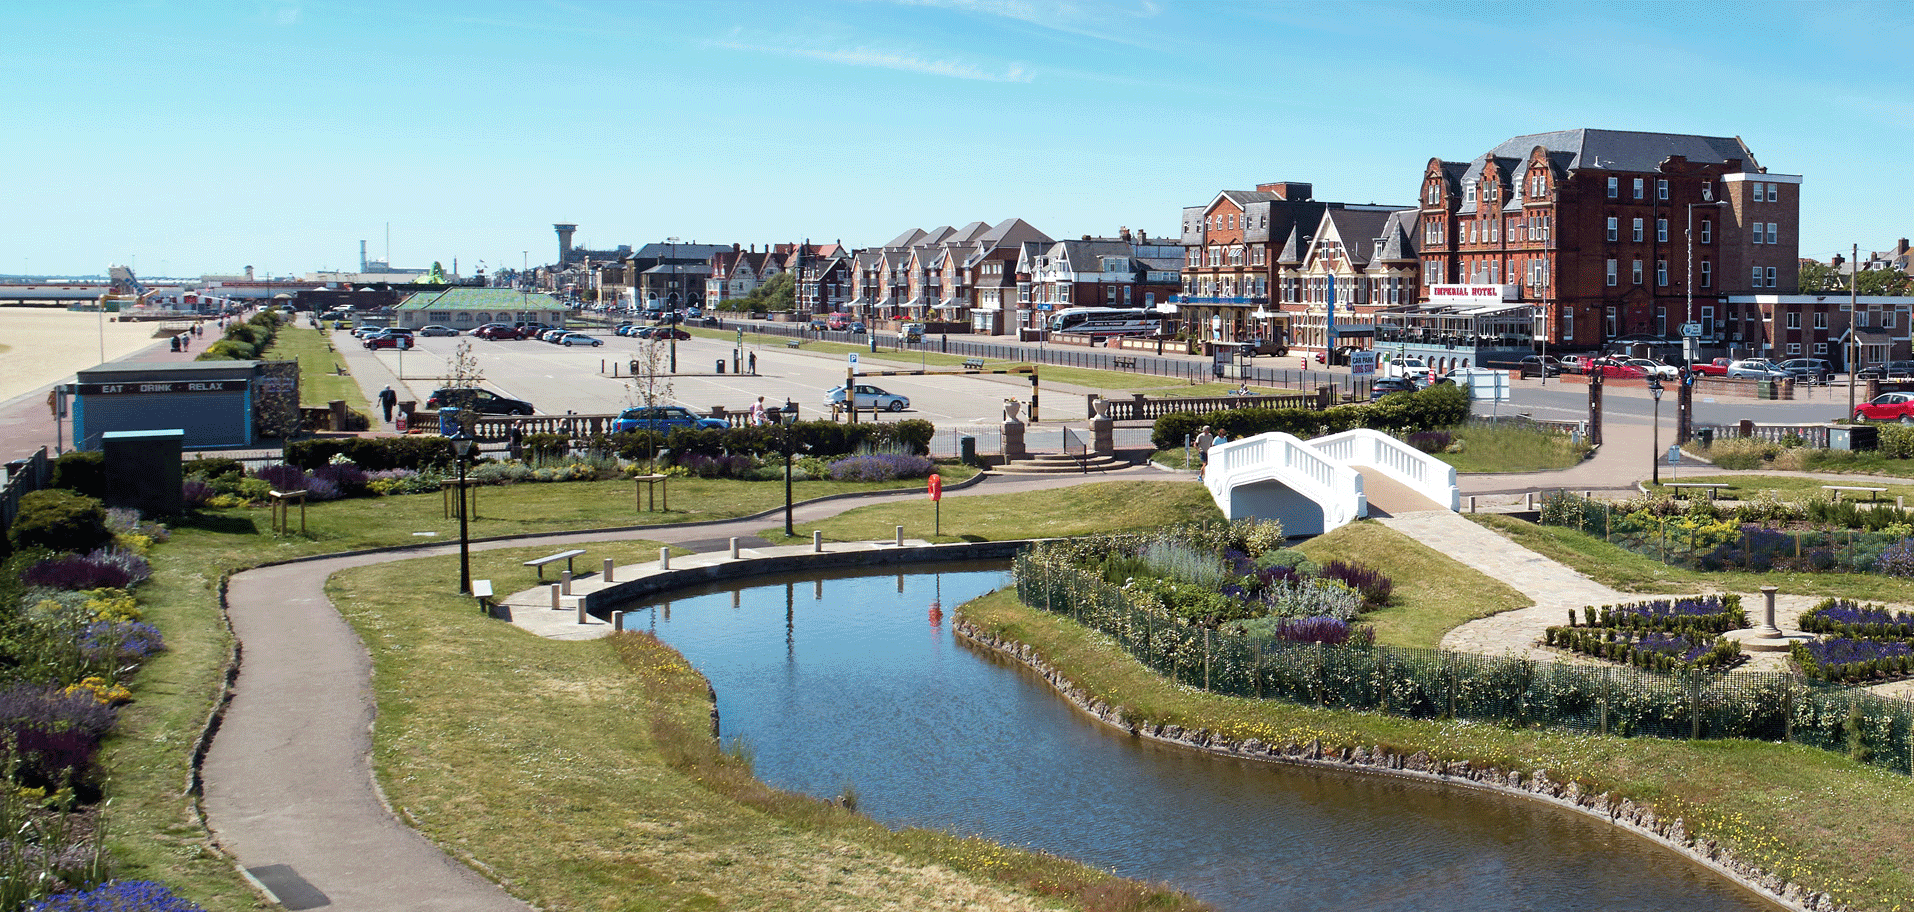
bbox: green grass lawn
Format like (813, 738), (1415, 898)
(758, 479), (1221, 545)
(1439, 423), (1592, 473)
(262, 325), (369, 413)
(1645, 473), (1914, 502)
(959, 588), (1914, 912)
(1296, 521), (1530, 647)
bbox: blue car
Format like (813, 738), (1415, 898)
(613, 405), (729, 434)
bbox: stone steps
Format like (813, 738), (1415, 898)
(992, 453), (1129, 474)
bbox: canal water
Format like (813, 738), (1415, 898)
(619, 563), (1776, 912)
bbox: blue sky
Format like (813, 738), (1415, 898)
(5, 0), (1910, 277)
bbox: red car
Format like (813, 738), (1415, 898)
(473, 322), (519, 340)
(1689, 358), (1732, 377)
(1855, 392), (1914, 422)
(363, 331), (414, 350)
(1585, 359), (1646, 379)
(650, 327), (691, 341)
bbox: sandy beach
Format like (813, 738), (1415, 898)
(0, 308), (187, 404)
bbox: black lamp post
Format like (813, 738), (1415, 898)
(781, 418), (806, 538)
(1648, 376), (1665, 486)
(452, 436), (477, 593)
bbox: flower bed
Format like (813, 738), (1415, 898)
(1546, 626), (1744, 672)
(1574, 595), (1746, 634)
(1799, 598), (1914, 639)
(1792, 638), (1914, 684)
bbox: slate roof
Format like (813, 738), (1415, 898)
(630, 242), (732, 260)
(1374, 211), (1419, 262)
(1318, 209), (1409, 266)
(1486, 128), (1758, 174)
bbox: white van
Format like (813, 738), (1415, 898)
(1382, 356), (1432, 384)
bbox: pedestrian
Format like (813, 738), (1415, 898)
(749, 396), (767, 426)
(508, 424), (524, 461)
(378, 385), (398, 423)
(1195, 424), (1215, 476)
(169, 336), (180, 353)
(179, 333), (189, 351)
(748, 350), (757, 375)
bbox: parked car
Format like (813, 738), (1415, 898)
(425, 387), (534, 416)
(1777, 358), (1835, 382)
(1555, 354), (1590, 375)
(849, 322), (868, 335)
(808, 319), (830, 332)
(363, 330), (414, 350)
(558, 332), (603, 347)
(1855, 361), (1914, 380)
(611, 405), (729, 434)
(898, 323), (925, 343)
(1382, 356), (1431, 383)
(1621, 358), (1680, 380)
(1516, 355), (1561, 377)
(473, 322), (520, 340)
(416, 324), (460, 337)
(540, 328), (570, 343)
(651, 328), (690, 341)
(824, 383), (909, 412)
(826, 315), (850, 331)
(1585, 359), (1648, 379)
(1725, 358), (1791, 380)
(1369, 377), (1417, 400)
(350, 323), (393, 338)
(1688, 358), (1733, 377)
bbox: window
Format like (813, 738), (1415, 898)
(1633, 259), (1644, 285)
(1700, 219), (1713, 244)
(1815, 311), (1828, 329)
(1815, 342), (1829, 354)
(1606, 307), (1619, 338)
(1767, 183), (1780, 202)
(1788, 342), (1802, 355)
(1786, 312), (1801, 329)
(1766, 266), (1777, 287)
(1252, 247), (1264, 266)
(1767, 223), (1779, 245)
(1657, 179), (1669, 200)
(1701, 305), (1716, 337)
(1469, 222), (1478, 244)
(1657, 307), (1667, 336)
(1633, 178), (1644, 199)
(1657, 259), (1668, 286)
(1752, 227), (1763, 245)
(1606, 258), (1618, 286)
(1607, 177), (1618, 198)
(1227, 214), (1235, 229)
(1490, 263), (1500, 284)
(1753, 266), (1763, 286)
(1490, 220), (1499, 243)
(1701, 181), (1713, 201)
(1465, 184), (1476, 204)
(1563, 313), (1574, 341)
(1701, 260), (1712, 288)
(1633, 218), (1644, 242)
(1606, 217), (1618, 241)
(1657, 218), (1668, 242)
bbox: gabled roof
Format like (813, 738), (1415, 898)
(631, 242), (732, 260)
(1313, 209), (1404, 267)
(1277, 226), (1306, 265)
(977, 217), (1050, 250)
(882, 228), (929, 249)
(1482, 129), (1758, 175)
(1373, 211), (1419, 262)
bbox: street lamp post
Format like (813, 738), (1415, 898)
(451, 436), (477, 593)
(666, 237), (681, 374)
(1649, 377), (1665, 486)
(1685, 200), (1726, 365)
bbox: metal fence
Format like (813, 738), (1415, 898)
(0, 449), (50, 540)
(1014, 552), (1914, 774)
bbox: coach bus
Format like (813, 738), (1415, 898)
(1047, 307), (1172, 337)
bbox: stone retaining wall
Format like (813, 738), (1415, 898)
(953, 620), (1839, 912)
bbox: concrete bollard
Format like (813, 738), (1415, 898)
(660, 547), (670, 570)
(1468, 495), (1476, 514)
(1525, 492), (1535, 512)
(550, 584), (562, 611)
(895, 525), (904, 546)
(561, 569), (573, 596)
(603, 558), (615, 582)
(577, 597), (587, 625)
(730, 537), (740, 559)
(612, 610), (625, 632)
(813, 530), (823, 553)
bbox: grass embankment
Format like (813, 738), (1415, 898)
(959, 587), (1914, 911)
(1439, 423), (1591, 473)
(760, 479), (1220, 545)
(1469, 512), (1914, 603)
(327, 549), (1201, 912)
(260, 324), (369, 413)
(1296, 522), (1529, 647)
(1646, 474), (1914, 502)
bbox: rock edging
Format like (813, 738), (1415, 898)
(952, 619), (1840, 912)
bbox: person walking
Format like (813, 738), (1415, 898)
(378, 386), (398, 423)
(748, 350), (757, 375)
(507, 424), (524, 461)
(1194, 425), (1215, 477)
(749, 396), (767, 426)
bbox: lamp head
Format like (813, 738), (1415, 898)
(451, 436), (478, 458)
(1648, 377), (1664, 400)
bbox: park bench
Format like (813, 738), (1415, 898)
(1111, 357), (1138, 370)
(786, 339), (803, 349)
(472, 579), (494, 614)
(1664, 482), (1730, 500)
(962, 358), (986, 370)
(525, 549), (587, 580)
(1823, 484), (1888, 502)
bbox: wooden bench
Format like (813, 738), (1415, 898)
(786, 339), (803, 349)
(1664, 482), (1730, 500)
(525, 549), (586, 580)
(1111, 357), (1138, 370)
(472, 579), (494, 614)
(1824, 484), (1889, 502)
(962, 358), (986, 370)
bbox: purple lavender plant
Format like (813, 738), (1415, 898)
(828, 453), (933, 482)
(252, 463), (309, 491)
(1318, 559), (1393, 607)
(0, 685), (120, 791)
(22, 556), (132, 591)
(80, 621), (165, 665)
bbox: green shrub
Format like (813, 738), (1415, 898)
(183, 456), (245, 480)
(284, 436), (454, 472)
(49, 452), (106, 499)
(1880, 425), (1914, 459)
(1150, 383), (1469, 450)
(9, 490), (112, 554)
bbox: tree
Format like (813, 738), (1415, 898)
(1798, 261), (1843, 294)
(1856, 267), (1913, 297)
(444, 340), (486, 436)
(626, 338), (675, 468)
(718, 271), (796, 313)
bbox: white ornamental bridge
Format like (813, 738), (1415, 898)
(1202, 428), (1460, 534)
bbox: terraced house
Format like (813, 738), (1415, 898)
(1018, 229), (1184, 332)
(1416, 129), (1801, 354)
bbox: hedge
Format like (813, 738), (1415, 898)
(50, 451), (107, 500)
(284, 436), (456, 472)
(1151, 383), (1469, 449)
(197, 310), (281, 362)
(9, 490), (112, 554)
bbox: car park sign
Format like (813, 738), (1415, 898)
(1349, 350), (1377, 377)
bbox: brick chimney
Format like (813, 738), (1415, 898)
(1119, 226), (1131, 241)
(1254, 181), (1314, 201)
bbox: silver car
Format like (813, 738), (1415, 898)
(1725, 358), (1790, 380)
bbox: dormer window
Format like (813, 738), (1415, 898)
(1465, 184), (1477, 204)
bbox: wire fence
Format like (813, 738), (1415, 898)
(1013, 551), (1914, 774)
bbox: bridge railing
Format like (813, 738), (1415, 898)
(1206, 432), (1365, 532)
(1307, 428), (1460, 512)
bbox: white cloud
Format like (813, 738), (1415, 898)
(270, 4), (300, 26)
(711, 38), (1035, 83)
(895, 0), (1165, 49)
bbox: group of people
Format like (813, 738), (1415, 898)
(168, 323), (203, 353)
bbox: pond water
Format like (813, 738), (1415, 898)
(618, 563), (1777, 912)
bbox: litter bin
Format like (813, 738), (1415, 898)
(959, 436), (978, 467)
(716, 360), (726, 374)
(1697, 427), (1714, 449)
(1756, 380), (1774, 400)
